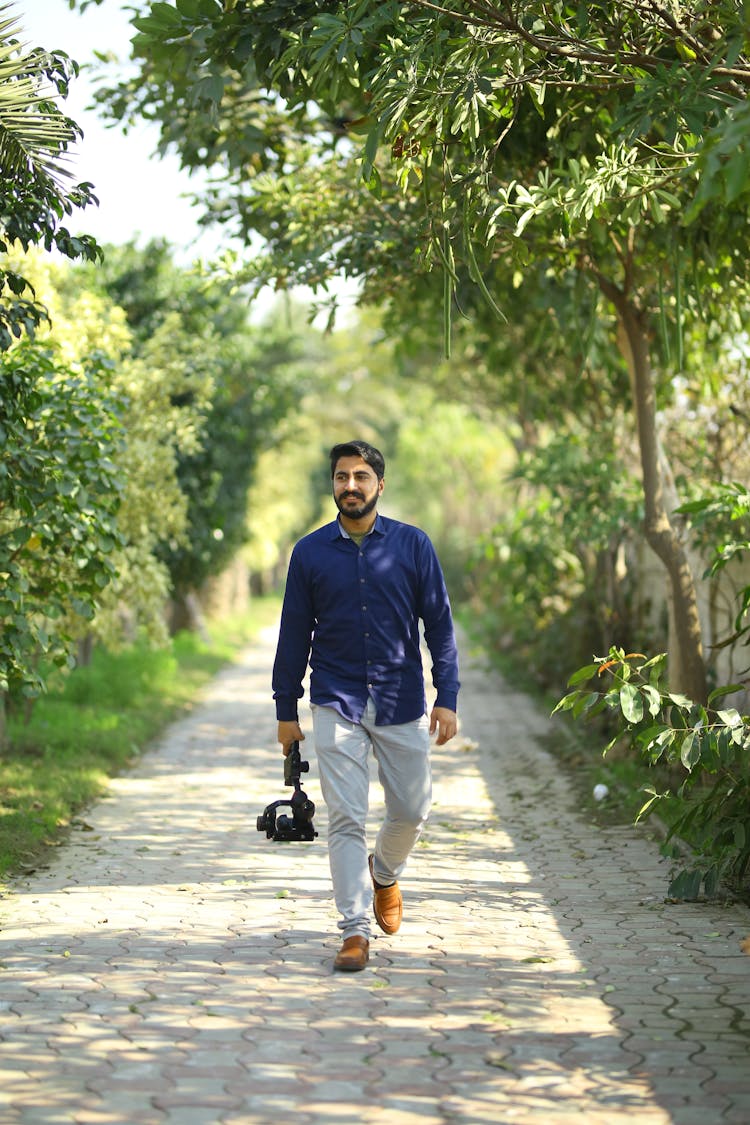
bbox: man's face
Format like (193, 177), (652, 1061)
(332, 455), (384, 522)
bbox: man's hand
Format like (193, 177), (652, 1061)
(430, 707), (458, 746)
(278, 720), (305, 756)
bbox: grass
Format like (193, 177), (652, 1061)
(0, 596), (281, 885)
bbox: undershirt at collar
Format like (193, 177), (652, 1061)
(338, 520), (374, 547)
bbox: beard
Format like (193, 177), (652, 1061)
(335, 490), (379, 521)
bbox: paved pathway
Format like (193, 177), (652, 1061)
(1, 626), (749, 1124)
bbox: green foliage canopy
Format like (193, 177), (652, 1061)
(78, 240), (320, 603)
(0, 3), (100, 347)
(77, 2), (750, 306)
(0, 344), (123, 697)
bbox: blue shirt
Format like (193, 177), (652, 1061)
(272, 514), (460, 726)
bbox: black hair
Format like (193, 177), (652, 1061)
(329, 440), (386, 480)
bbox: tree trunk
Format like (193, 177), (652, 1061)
(168, 590), (210, 641)
(77, 634), (95, 668)
(602, 281), (708, 703)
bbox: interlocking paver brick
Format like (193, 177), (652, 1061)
(1, 625), (749, 1123)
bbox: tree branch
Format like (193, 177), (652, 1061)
(405, 0), (750, 93)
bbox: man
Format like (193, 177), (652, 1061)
(272, 439), (459, 972)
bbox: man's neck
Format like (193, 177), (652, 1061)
(339, 511), (378, 537)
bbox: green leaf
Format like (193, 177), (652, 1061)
(551, 690), (581, 715)
(680, 730), (700, 771)
(641, 684), (662, 717)
(515, 207), (536, 237)
(619, 682), (643, 723)
(462, 206), (507, 324)
(175, 0), (206, 15)
(716, 708), (743, 729)
(668, 869), (703, 901)
(572, 691), (604, 719)
(567, 662), (599, 687)
(641, 653), (667, 670)
(149, 2), (184, 27)
(635, 790), (662, 822)
(724, 149), (749, 204)
(363, 122), (383, 182)
(708, 683), (745, 703)
(635, 722), (670, 749)
(363, 163), (382, 198)
(192, 74), (224, 103)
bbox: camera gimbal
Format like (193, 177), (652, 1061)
(256, 741), (317, 842)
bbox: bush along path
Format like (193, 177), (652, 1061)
(0, 624), (749, 1124)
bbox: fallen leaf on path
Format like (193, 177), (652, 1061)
(485, 1052), (516, 1071)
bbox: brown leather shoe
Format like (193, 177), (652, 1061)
(369, 853), (403, 934)
(333, 935), (369, 972)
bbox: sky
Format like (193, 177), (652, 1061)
(17, 0), (358, 318)
(18, 0), (219, 261)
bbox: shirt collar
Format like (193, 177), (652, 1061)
(334, 513), (385, 539)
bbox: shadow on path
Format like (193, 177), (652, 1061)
(0, 627), (748, 1125)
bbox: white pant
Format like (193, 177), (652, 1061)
(311, 698), (432, 939)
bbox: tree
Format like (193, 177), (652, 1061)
(7, 246), (210, 653)
(0, 2), (100, 346)
(73, 240), (323, 626)
(0, 342), (124, 734)
(0, 2), (110, 732)
(76, 0), (750, 700)
(241, 0), (750, 704)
